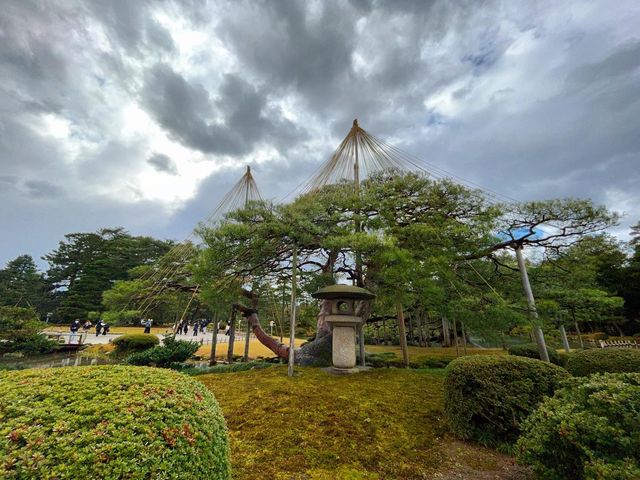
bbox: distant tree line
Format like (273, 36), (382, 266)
(0, 228), (173, 323)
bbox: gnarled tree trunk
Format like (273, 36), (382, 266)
(238, 298), (369, 366)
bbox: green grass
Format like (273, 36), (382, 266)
(198, 366), (532, 480)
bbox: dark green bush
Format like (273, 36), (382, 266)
(508, 343), (564, 366)
(419, 357), (452, 369)
(565, 348), (640, 377)
(0, 366), (230, 479)
(112, 333), (160, 353)
(0, 306), (55, 355)
(517, 373), (640, 480)
(444, 355), (570, 447)
(365, 352), (398, 368)
(365, 352), (451, 369)
(126, 336), (200, 367)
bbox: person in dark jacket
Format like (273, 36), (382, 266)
(95, 321), (102, 336)
(70, 319), (81, 343)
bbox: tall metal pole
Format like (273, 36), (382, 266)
(515, 245), (550, 362)
(288, 246), (298, 377)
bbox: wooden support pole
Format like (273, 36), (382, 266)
(209, 314), (218, 366)
(408, 315), (414, 346)
(515, 245), (550, 362)
(288, 246), (298, 377)
(559, 324), (571, 353)
(226, 306), (237, 364)
(442, 315), (451, 347)
(382, 319), (388, 345)
(359, 322), (366, 367)
(461, 321), (468, 355)
(280, 277), (286, 343)
(452, 317), (460, 357)
(396, 302), (409, 367)
(574, 321), (584, 349)
(243, 314), (251, 362)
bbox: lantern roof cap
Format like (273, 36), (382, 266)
(312, 284), (376, 300)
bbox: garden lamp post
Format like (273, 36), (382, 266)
(312, 284), (376, 374)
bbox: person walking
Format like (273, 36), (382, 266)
(193, 321), (199, 336)
(143, 318), (152, 334)
(70, 319), (81, 343)
(183, 323), (189, 335)
(102, 322), (110, 336)
(95, 321), (103, 336)
(82, 320), (92, 333)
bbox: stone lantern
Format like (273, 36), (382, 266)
(312, 284), (376, 374)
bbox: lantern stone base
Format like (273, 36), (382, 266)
(326, 316), (360, 372)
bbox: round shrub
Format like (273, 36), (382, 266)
(112, 333), (160, 353)
(565, 348), (640, 377)
(126, 336), (200, 367)
(508, 343), (564, 366)
(0, 366), (230, 479)
(517, 373), (640, 480)
(444, 355), (570, 446)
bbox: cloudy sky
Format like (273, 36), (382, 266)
(1, 0), (639, 268)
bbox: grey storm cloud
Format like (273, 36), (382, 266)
(22, 180), (63, 199)
(147, 153), (178, 175)
(140, 64), (304, 156)
(1, 0), (640, 268)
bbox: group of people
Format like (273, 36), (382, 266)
(176, 319), (210, 336)
(68, 319), (110, 339)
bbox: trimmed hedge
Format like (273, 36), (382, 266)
(126, 336), (200, 367)
(508, 343), (564, 366)
(565, 348), (640, 377)
(517, 373), (640, 480)
(0, 366), (230, 479)
(444, 355), (570, 446)
(112, 333), (160, 353)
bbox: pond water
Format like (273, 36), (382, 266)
(0, 352), (113, 370)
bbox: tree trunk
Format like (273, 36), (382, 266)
(574, 320), (585, 349)
(417, 315), (424, 347)
(396, 302), (410, 367)
(358, 323), (366, 367)
(226, 306), (237, 364)
(442, 315), (451, 347)
(452, 317), (460, 357)
(382, 319), (388, 345)
(461, 321), (468, 355)
(243, 316), (251, 362)
(209, 315), (218, 366)
(613, 321), (624, 337)
(559, 324), (571, 353)
(408, 316), (414, 346)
